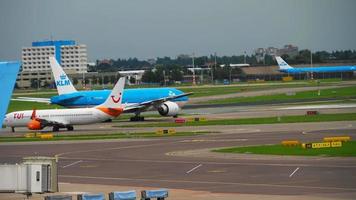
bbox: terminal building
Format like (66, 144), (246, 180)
(17, 40), (88, 88)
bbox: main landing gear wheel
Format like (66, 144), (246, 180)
(67, 126), (74, 131)
(52, 126), (60, 132)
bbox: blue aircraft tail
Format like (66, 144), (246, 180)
(0, 61), (20, 127)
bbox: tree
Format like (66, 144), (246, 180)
(73, 78), (78, 85)
(129, 76), (136, 84)
(92, 76), (98, 85)
(110, 75), (117, 84)
(142, 70), (156, 83)
(103, 76), (109, 84)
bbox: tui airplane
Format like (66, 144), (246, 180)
(4, 77), (126, 132)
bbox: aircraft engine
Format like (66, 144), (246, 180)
(27, 120), (42, 130)
(157, 101), (180, 116)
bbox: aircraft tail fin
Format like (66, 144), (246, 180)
(275, 56), (293, 70)
(97, 77), (126, 109)
(0, 61), (20, 126)
(49, 56), (77, 95)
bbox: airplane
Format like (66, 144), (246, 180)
(276, 56), (356, 74)
(3, 77), (126, 132)
(0, 61), (21, 127)
(14, 56), (192, 121)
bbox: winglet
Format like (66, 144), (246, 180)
(49, 56), (77, 95)
(275, 56), (293, 70)
(30, 109), (37, 120)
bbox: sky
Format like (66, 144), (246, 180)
(0, 0), (355, 61)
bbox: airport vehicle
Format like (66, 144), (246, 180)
(3, 77), (125, 132)
(276, 56), (356, 73)
(0, 61), (21, 127)
(15, 57), (192, 121)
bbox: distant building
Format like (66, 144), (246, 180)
(17, 40), (88, 88)
(278, 44), (298, 58)
(254, 45), (299, 63)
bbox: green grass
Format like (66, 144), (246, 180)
(180, 83), (323, 98)
(121, 113), (356, 128)
(7, 101), (63, 113)
(0, 131), (209, 143)
(204, 86), (356, 105)
(213, 141), (356, 157)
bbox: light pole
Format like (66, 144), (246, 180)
(192, 53), (196, 85)
(212, 52), (216, 84)
(310, 49), (314, 80)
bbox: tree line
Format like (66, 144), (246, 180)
(92, 49), (356, 73)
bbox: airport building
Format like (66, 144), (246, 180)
(17, 40), (88, 88)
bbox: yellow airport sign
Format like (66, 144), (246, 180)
(187, 117), (207, 122)
(156, 129), (176, 135)
(304, 141), (343, 149)
(323, 136), (351, 142)
(281, 140), (300, 147)
(39, 134), (54, 139)
(282, 76), (293, 82)
(331, 141), (342, 147)
(312, 142), (331, 148)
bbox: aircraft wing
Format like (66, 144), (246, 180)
(36, 117), (69, 127)
(123, 92), (193, 112)
(12, 97), (51, 103)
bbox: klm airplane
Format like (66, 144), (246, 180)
(0, 61), (21, 126)
(15, 57), (192, 121)
(276, 56), (356, 74)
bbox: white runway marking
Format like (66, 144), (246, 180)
(186, 164), (202, 174)
(62, 160), (83, 168)
(289, 167), (300, 177)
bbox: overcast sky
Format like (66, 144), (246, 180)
(0, 0), (355, 61)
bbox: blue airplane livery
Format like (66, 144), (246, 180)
(276, 56), (356, 74)
(14, 57), (192, 121)
(0, 61), (21, 126)
(56, 74), (71, 87)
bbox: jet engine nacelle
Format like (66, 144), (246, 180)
(27, 120), (42, 130)
(157, 101), (180, 116)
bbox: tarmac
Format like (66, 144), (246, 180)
(0, 121), (356, 199)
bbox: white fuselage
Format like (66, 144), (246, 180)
(3, 108), (111, 128)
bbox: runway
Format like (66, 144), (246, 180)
(1, 122), (356, 199)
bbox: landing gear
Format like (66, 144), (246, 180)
(11, 127), (15, 133)
(52, 126), (60, 132)
(66, 125), (74, 131)
(102, 119), (112, 123)
(130, 115), (145, 121)
(173, 115), (178, 118)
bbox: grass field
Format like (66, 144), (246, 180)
(213, 141), (356, 157)
(7, 101), (62, 113)
(204, 86), (356, 105)
(0, 131), (208, 143)
(179, 80), (341, 98)
(121, 113), (356, 128)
